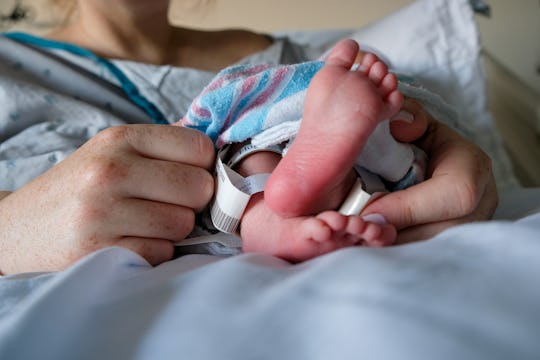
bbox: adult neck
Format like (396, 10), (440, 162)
(48, 1), (179, 64)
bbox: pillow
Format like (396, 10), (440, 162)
(277, 0), (518, 189)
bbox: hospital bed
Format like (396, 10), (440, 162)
(0, 0), (539, 359)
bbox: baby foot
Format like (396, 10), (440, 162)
(265, 39), (403, 217)
(241, 196), (396, 262)
(312, 211), (396, 247)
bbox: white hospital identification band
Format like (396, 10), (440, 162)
(339, 167), (387, 216)
(226, 143), (283, 168)
(210, 144), (282, 234)
(339, 179), (373, 216)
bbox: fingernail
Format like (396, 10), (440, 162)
(362, 213), (388, 225)
(390, 110), (414, 124)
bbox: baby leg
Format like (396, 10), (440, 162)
(265, 39), (403, 217)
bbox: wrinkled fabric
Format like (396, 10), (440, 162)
(0, 203), (539, 359)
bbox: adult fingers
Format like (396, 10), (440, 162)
(121, 157), (215, 211)
(389, 98), (429, 142)
(93, 124), (215, 169)
(77, 151), (214, 212)
(109, 198), (196, 241)
(363, 119), (497, 231)
(80, 125), (215, 211)
(394, 174), (498, 244)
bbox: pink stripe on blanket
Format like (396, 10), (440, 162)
(218, 67), (290, 144)
(207, 64), (271, 91)
(221, 71), (267, 130)
(240, 67), (289, 116)
(190, 103), (212, 120)
(239, 76), (257, 98)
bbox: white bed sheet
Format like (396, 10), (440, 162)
(0, 192), (539, 359)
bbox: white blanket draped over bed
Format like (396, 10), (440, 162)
(1, 0), (539, 358)
(0, 199), (539, 359)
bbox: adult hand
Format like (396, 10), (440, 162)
(363, 99), (498, 244)
(0, 125), (215, 274)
